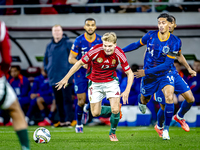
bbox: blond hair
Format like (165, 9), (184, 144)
(52, 24), (63, 30)
(101, 32), (117, 44)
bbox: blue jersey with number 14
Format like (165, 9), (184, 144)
(141, 30), (181, 78)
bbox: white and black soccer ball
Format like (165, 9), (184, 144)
(33, 127), (51, 143)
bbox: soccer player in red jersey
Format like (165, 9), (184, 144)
(56, 32), (134, 141)
(0, 21), (30, 149)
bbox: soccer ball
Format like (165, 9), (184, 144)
(33, 127), (51, 143)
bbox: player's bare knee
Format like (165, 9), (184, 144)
(91, 111), (100, 117)
(165, 94), (174, 104)
(187, 95), (195, 103)
(78, 99), (85, 107)
(111, 108), (119, 114)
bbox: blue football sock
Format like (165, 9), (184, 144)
(76, 105), (83, 125)
(157, 108), (164, 128)
(164, 103), (174, 127)
(40, 109), (46, 118)
(178, 100), (193, 118)
(48, 111), (54, 121)
(147, 101), (157, 121)
(25, 99), (37, 118)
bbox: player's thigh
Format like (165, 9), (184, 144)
(88, 81), (105, 104)
(154, 91), (165, 105)
(42, 96), (54, 105)
(0, 77), (17, 109)
(109, 97), (120, 114)
(104, 80), (120, 99)
(141, 77), (160, 97)
(90, 101), (102, 117)
(181, 90), (195, 103)
(162, 85), (174, 104)
(174, 73), (190, 94)
(74, 79), (88, 95)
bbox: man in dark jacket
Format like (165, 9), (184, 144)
(44, 24), (74, 127)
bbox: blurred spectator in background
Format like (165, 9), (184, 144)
(183, 0), (200, 12)
(25, 67), (54, 125)
(8, 65), (31, 113)
(152, 0), (168, 12)
(0, 0), (6, 15)
(118, 0), (152, 13)
(174, 59), (188, 82)
(188, 60), (200, 105)
(166, 0), (184, 12)
(44, 24), (74, 127)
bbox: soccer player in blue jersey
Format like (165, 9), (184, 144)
(123, 13), (185, 140)
(153, 15), (196, 137)
(69, 18), (102, 133)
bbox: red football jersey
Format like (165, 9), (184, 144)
(81, 44), (130, 83)
(0, 21), (11, 77)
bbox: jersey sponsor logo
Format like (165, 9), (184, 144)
(97, 57), (103, 63)
(83, 55), (89, 62)
(104, 59), (109, 63)
(162, 46), (170, 54)
(82, 47), (87, 50)
(149, 43), (154, 46)
(112, 59), (116, 65)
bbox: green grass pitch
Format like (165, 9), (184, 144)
(0, 126), (200, 150)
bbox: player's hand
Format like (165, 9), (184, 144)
(55, 78), (69, 90)
(188, 69), (196, 77)
(83, 64), (88, 69)
(120, 91), (129, 105)
(134, 69), (145, 78)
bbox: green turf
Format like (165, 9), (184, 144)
(0, 126), (200, 150)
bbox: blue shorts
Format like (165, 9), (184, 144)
(141, 73), (175, 97)
(42, 96), (54, 105)
(154, 72), (190, 104)
(74, 68), (88, 94)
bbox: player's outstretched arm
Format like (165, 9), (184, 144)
(145, 53), (176, 76)
(121, 69), (134, 104)
(56, 60), (85, 90)
(177, 52), (196, 77)
(122, 40), (143, 53)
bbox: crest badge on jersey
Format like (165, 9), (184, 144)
(112, 59), (116, 65)
(97, 57), (103, 63)
(162, 46), (170, 54)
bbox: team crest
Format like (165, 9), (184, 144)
(112, 59), (116, 65)
(162, 46), (170, 54)
(97, 57), (103, 63)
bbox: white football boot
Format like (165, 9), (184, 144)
(138, 102), (146, 114)
(162, 129), (170, 140)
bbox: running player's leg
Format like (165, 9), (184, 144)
(8, 100), (30, 149)
(162, 85), (175, 140)
(174, 90), (194, 132)
(108, 97), (120, 141)
(173, 74), (194, 131)
(2, 79), (30, 150)
(138, 94), (151, 114)
(75, 81), (88, 132)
